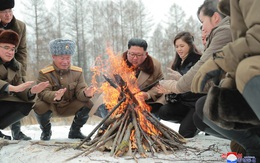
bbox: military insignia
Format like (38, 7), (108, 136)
(70, 65), (82, 72)
(41, 66), (55, 74)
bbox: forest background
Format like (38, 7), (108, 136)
(12, 0), (204, 125)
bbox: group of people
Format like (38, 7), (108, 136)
(0, 0), (95, 141)
(0, 0), (260, 161)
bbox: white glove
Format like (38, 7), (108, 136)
(166, 68), (182, 80)
(159, 80), (179, 93)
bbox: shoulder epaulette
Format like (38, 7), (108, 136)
(40, 66), (55, 74)
(70, 65), (82, 72)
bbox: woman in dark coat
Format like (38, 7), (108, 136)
(158, 31), (203, 138)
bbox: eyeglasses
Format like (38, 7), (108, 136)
(127, 52), (145, 58)
(0, 9), (13, 14)
(0, 46), (17, 53)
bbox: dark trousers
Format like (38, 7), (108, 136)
(0, 101), (32, 129)
(158, 101), (197, 138)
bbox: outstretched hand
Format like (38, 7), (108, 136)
(54, 88), (67, 101)
(83, 85), (96, 98)
(30, 81), (49, 94)
(9, 81), (35, 92)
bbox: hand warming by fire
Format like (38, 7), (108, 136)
(71, 46), (187, 159)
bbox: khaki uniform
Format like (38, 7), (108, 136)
(33, 64), (93, 116)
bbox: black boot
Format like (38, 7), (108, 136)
(203, 116), (260, 161)
(0, 131), (11, 140)
(11, 121), (31, 140)
(68, 107), (90, 139)
(35, 111), (52, 141)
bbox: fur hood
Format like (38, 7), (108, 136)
(218, 0), (230, 16)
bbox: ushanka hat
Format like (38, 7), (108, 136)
(0, 29), (19, 46)
(0, 0), (15, 11)
(49, 38), (76, 56)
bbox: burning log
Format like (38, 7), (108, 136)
(68, 74), (186, 161)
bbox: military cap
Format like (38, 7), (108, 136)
(49, 38), (76, 56)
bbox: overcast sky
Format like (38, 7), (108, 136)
(14, 0), (204, 23)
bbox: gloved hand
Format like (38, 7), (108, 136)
(191, 58), (223, 93)
(159, 80), (179, 93)
(166, 68), (182, 80)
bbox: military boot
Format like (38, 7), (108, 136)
(68, 107), (90, 139)
(11, 121), (31, 140)
(35, 111), (52, 141)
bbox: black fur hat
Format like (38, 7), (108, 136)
(0, 0), (15, 11)
(218, 0), (230, 16)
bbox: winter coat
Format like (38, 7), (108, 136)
(0, 17), (28, 77)
(176, 17), (232, 93)
(203, 0), (260, 130)
(0, 58), (34, 103)
(174, 52), (201, 75)
(32, 64), (93, 116)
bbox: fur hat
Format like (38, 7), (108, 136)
(0, 0), (15, 11)
(218, 0), (230, 16)
(49, 38), (76, 56)
(0, 29), (19, 46)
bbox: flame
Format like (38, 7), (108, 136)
(91, 48), (161, 138)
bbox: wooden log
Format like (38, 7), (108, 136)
(115, 122), (133, 157)
(110, 110), (129, 156)
(131, 108), (146, 157)
(151, 135), (169, 155)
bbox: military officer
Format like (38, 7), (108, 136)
(33, 38), (95, 141)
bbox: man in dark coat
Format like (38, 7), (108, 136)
(0, 0), (31, 140)
(0, 29), (49, 140)
(32, 38), (95, 141)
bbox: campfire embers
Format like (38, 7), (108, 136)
(75, 73), (186, 157)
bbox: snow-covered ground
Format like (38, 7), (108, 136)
(0, 119), (230, 163)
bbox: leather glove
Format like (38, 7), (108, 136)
(159, 80), (179, 93)
(191, 58), (223, 93)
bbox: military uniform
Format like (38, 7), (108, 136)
(33, 38), (94, 140)
(33, 64), (93, 116)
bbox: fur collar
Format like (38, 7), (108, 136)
(0, 58), (20, 71)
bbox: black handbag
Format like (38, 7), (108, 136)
(165, 92), (205, 107)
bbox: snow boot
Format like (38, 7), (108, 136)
(68, 107), (90, 139)
(11, 121), (31, 140)
(35, 111), (52, 141)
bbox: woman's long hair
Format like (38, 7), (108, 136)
(171, 31), (201, 70)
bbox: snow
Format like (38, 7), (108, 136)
(0, 119), (230, 163)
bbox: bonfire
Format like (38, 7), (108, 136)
(67, 49), (186, 160)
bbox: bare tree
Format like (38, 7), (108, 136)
(21, 0), (55, 74)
